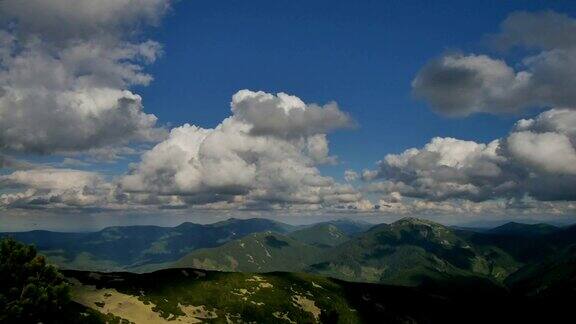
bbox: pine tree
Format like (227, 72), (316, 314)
(0, 238), (70, 323)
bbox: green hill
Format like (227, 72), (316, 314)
(306, 218), (520, 286)
(175, 231), (325, 272)
(289, 223), (350, 247)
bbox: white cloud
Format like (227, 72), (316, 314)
(0, 0), (169, 154)
(364, 137), (508, 201)
(344, 170), (359, 182)
(398, 10), (576, 214)
(0, 168), (115, 208)
(1, 6), (574, 219)
(0, 0), (170, 41)
(412, 54), (532, 116)
(306, 135), (337, 165)
(514, 108), (576, 137)
(491, 11), (576, 51)
(505, 131), (576, 175)
(231, 90), (354, 138)
(0, 3), (361, 213)
(375, 196), (576, 217)
(362, 108), (576, 204)
(121, 90), (360, 210)
(413, 11), (576, 116)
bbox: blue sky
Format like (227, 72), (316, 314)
(128, 0), (574, 180)
(1, 0), (576, 229)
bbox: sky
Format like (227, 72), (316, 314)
(1, 0), (576, 231)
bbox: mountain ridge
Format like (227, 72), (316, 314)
(1, 218), (297, 271)
(3, 217), (574, 291)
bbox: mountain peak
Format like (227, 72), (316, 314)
(392, 217), (443, 228)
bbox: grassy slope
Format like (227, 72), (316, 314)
(63, 268), (465, 324)
(310, 219), (374, 236)
(288, 224), (350, 247)
(174, 232), (325, 272)
(63, 266), (576, 324)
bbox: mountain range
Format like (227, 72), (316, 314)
(4, 216), (576, 323)
(1, 218), (297, 271)
(3, 217), (575, 289)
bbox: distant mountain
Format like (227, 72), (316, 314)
(488, 222), (559, 237)
(173, 222), (364, 273)
(208, 217), (296, 233)
(174, 217), (525, 287)
(5, 216), (574, 292)
(306, 218), (521, 286)
(1, 218), (295, 271)
(289, 223), (350, 247)
(174, 231), (325, 272)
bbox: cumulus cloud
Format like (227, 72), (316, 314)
(0, 0), (169, 154)
(502, 108), (576, 201)
(121, 90), (360, 210)
(0, 2), (358, 213)
(412, 54), (533, 116)
(2, 5), (573, 219)
(402, 10), (576, 215)
(375, 194), (576, 217)
(231, 90), (354, 138)
(491, 11), (576, 51)
(344, 170), (359, 182)
(505, 109), (576, 175)
(0, 3), (360, 213)
(363, 108), (576, 203)
(413, 11), (576, 116)
(363, 137), (513, 201)
(505, 131), (576, 175)
(0, 168), (115, 209)
(0, 0), (169, 41)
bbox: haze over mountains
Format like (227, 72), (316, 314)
(2, 218), (299, 271)
(3, 217), (574, 289)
